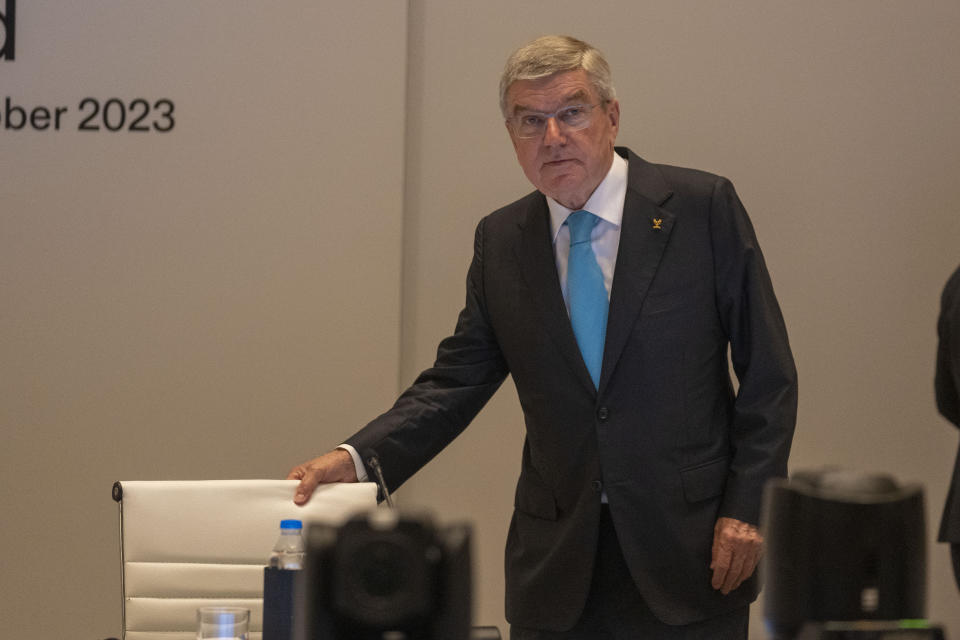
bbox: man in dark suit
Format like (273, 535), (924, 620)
(936, 264), (960, 589)
(288, 35), (797, 638)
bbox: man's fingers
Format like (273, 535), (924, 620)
(286, 464), (312, 504)
(720, 550), (746, 594)
(293, 467), (323, 505)
(711, 545), (731, 590)
(294, 480), (315, 505)
(710, 518), (731, 589)
(723, 547), (760, 594)
(286, 465), (305, 481)
(285, 461), (322, 505)
(711, 517), (763, 594)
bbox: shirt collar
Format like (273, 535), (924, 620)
(547, 152), (628, 243)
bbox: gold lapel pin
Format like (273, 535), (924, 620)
(652, 218), (663, 230)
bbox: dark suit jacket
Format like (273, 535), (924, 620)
(937, 264), (960, 542)
(346, 147), (797, 629)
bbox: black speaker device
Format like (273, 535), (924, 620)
(762, 469), (944, 639)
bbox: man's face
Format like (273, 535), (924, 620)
(505, 69), (620, 210)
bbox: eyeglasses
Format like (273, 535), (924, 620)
(508, 103), (601, 139)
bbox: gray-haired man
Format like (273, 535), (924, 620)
(289, 35), (797, 638)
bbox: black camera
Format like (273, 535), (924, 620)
(762, 469), (943, 639)
(296, 510), (472, 640)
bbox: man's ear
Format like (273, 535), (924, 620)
(606, 99), (621, 133)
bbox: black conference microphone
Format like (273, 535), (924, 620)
(364, 450), (395, 508)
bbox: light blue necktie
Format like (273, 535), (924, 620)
(566, 210), (608, 389)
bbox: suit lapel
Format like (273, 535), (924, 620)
(518, 197), (598, 396)
(598, 151), (676, 395)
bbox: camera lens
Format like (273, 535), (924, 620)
(355, 540), (409, 597)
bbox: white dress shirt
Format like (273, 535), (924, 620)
(548, 152), (628, 308)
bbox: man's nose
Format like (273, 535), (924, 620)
(542, 116), (566, 145)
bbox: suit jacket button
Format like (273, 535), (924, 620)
(591, 480), (603, 492)
(597, 407), (609, 422)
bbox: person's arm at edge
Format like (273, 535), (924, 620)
(936, 265), (960, 427)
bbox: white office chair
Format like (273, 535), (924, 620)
(112, 480), (378, 640)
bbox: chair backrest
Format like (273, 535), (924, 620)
(113, 480), (378, 640)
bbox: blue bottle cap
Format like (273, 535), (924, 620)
(280, 519), (303, 529)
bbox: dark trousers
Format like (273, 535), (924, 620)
(511, 506), (749, 640)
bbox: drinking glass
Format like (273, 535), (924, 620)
(197, 606), (250, 640)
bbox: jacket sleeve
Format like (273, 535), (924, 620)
(709, 177), (798, 525)
(344, 217), (509, 494)
(937, 265), (960, 428)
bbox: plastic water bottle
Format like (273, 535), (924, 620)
(268, 519), (305, 569)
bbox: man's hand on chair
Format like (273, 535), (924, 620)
(286, 449), (358, 505)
